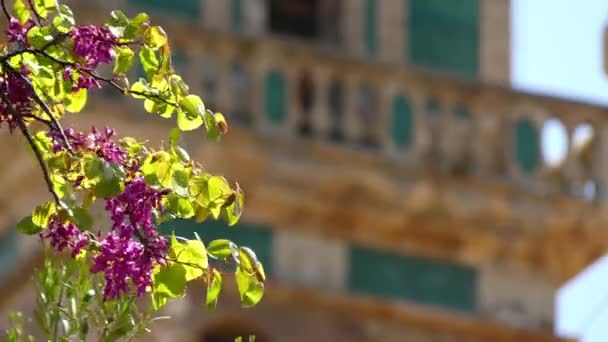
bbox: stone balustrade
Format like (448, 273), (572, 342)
(85, 9), (608, 205)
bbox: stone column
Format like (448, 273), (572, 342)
(378, 0), (406, 63)
(245, 0), (268, 36)
(203, 0), (230, 31)
(480, 0), (511, 85)
(342, 0), (365, 56)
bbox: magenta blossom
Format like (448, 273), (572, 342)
(70, 25), (117, 69)
(92, 178), (168, 299)
(6, 17), (34, 44)
(42, 217), (89, 258)
(48, 127), (127, 164)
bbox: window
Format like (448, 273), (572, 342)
(391, 95), (413, 148)
(514, 119), (539, 173)
(269, 0), (320, 39)
(127, 0), (202, 21)
(408, 0), (479, 77)
(364, 0), (377, 55)
(348, 246), (477, 313)
(0, 229), (17, 282)
(265, 70), (287, 124)
(232, 0), (244, 31)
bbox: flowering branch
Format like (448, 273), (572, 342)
(2, 1), (261, 340)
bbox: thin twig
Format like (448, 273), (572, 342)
(12, 69), (74, 153)
(26, 0), (43, 25)
(0, 91), (62, 205)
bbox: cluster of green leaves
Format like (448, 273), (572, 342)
(107, 10), (228, 137)
(152, 232), (265, 312)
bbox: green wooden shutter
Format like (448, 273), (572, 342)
(348, 246), (477, 313)
(391, 95), (413, 148)
(265, 71), (287, 124)
(0, 229), (18, 281)
(172, 48), (188, 75)
(454, 104), (470, 120)
(364, 0), (377, 55)
(128, 0), (202, 21)
(408, 0), (479, 77)
(231, 0), (244, 32)
(515, 119), (539, 173)
(159, 219), (273, 274)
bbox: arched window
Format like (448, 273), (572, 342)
(297, 72), (315, 136)
(391, 95), (413, 148)
(514, 119), (539, 173)
(264, 70), (287, 124)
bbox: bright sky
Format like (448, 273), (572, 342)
(511, 1), (608, 340)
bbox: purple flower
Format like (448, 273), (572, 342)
(48, 127), (127, 164)
(0, 71), (33, 131)
(7, 17), (34, 44)
(70, 25), (117, 69)
(91, 178), (168, 299)
(42, 217), (89, 257)
(91, 233), (153, 299)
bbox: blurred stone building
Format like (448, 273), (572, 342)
(2, 0), (608, 341)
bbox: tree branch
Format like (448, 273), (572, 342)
(0, 91), (62, 205)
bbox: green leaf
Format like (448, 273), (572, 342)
(172, 239), (208, 281)
(144, 26), (168, 50)
(50, 173), (66, 199)
(113, 47), (135, 75)
(17, 215), (43, 235)
(52, 5), (74, 33)
(225, 186), (244, 226)
(33, 0), (55, 19)
(206, 269), (222, 310)
(94, 162), (124, 198)
(152, 263), (187, 297)
(235, 266), (264, 308)
(169, 128), (180, 146)
(32, 201), (56, 228)
(64, 88), (87, 113)
(13, 0), (31, 24)
(26, 26), (54, 49)
(129, 81), (147, 99)
(167, 194), (195, 218)
(203, 110), (221, 141)
(207, 239), (236, 260)
(207, 176), (232, 203)
(176, 109), (203, 131)
(123, 13), (148, 40)
(171, 168), (190, 197)
(179, 95), (205, 119)
(138, 47), (159, 79)
(83, 156), (104, 182)
(71, 207), (93, 231)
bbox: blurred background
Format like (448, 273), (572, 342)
(1, 0), (608, 341)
